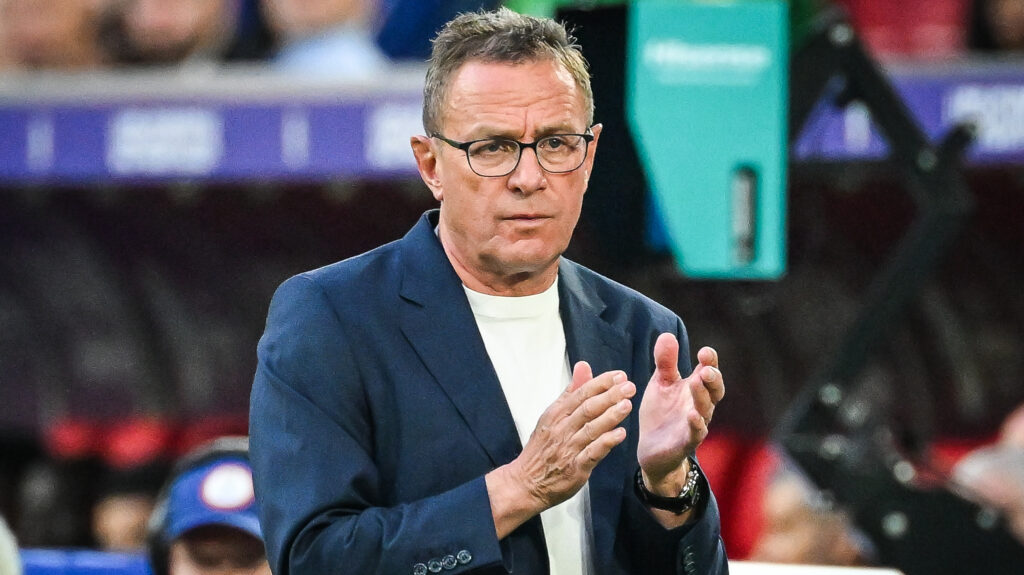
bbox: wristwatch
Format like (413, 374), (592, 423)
(634, 457), (702, 515)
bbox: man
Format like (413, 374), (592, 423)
(108, 0), (270, 65)
(261, 0), (388, 78)
(0, 0), (103, 70)
(250, 8), (728, 574)
(750, 466), (871, 566)
(952, 445), (1024, 546)
(147, 437), (271, 575)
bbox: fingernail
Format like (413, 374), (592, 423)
(613, 372), (626, 383)
(619, 381), (635, 395)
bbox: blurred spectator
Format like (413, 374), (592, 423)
(0, 516), (20, 575)
(376, 0), (500, 60)
(90, 417), (172, 551)
(0, 12), (11, 70)
(999, 403), (1024, 448)
(93, 491), (157, 552)
(951, 445), (1024, 545)
(104, 0), (271, 66)
(750, 467), (872, 566)
(969, 0), (1024, 52)
(261, 0), (389, 78)
(15, 457), (97, 547)
(840, 0), (970, 59)
(0, 0), (105, 69)
(146, 437), (269, 575)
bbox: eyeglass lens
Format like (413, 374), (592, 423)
(466, 135), (588, 176)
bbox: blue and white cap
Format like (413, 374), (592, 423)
(164, 456), (262, 541)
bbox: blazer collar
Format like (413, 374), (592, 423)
(397, 211), (522, 467)
(558, 259), (634, 569)
(399, 211), (633, 561)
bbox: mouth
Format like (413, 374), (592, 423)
(504, 214), (550, 221)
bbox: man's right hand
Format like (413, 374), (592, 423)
(485, 362), (635, 539)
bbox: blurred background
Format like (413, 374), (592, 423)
(1, 0), (1024, 571)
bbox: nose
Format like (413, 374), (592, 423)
(506, 146), (547, 194)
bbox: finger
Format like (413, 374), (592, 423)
(653, 333), (681, 382)
(570, 377), (635, 428)
(571, 397), (632, 445)
(570, 361), (594, 392)
(687, 408), (709, 448)
(696, 346), (718, 369)
(700, 364), (725, 405)
(549, 370), (626, 423)
(689, 375), (714, 423)
(576, 427), (627, 473)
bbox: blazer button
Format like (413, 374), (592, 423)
(427, 558), (443, 573)
(442, 555), (457, 570)
(413, 563), (427, 575)
(456, 550), (472, 565)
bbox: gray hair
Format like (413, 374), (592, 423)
(0, 516), (20, 575)
(422, 7), (594, 135)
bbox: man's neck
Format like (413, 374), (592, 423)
(438, 228), (558, 297)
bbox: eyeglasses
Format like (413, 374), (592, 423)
(430, 130), (595, 177)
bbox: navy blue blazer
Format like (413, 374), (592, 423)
(250, 210), (728, 575)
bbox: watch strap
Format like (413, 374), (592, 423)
(634, 456), (702, 515)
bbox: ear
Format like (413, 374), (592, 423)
(411, 135), (445, 201)
(582, 123), (602, 189)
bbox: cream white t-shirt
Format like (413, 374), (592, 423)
(464, 279), (592, 575)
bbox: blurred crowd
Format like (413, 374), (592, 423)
(2, 0), (1024, 74)
(0, 0), (501, 74)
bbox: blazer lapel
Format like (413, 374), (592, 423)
(559, 259), (634, 571)
(396, 215), (633, 567)
(397, 212), (522, 468)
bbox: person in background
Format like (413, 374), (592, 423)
(750, 467), (872, 566)
(260, 0), (389, 78)
(103, 0), (271, 65)
(146, 436), (270, 575)
(375, 0), (500, 60)
(0, 516), (21, 575)
(998, 403), (1024, 448)
(951, 445), (1024, 545)
(91, 465), (165, 551)
(969, 0), (1024, 52)
(0, 13), (11, 70)
(949, 402), (1024, 546)
(0, 0), (105, 69)
(250, 8), (727, 574)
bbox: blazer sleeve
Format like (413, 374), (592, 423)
(249, 275), (506, 575)
(616, 317), (729, 575)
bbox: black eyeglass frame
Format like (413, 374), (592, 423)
(430, 129), (596, 177)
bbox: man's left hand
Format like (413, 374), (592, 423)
(637, 333), (725, 495)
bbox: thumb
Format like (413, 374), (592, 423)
(571, 360), (593, 392)
(653, 333), (681, 382)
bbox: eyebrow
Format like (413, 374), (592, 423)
(464, 123), (586, 140)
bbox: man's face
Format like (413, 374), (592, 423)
(123, 0), (228, 62)
(413, 59), (601, 295)
(988, 0), (1024, 51)
(168, 526), (271, 575)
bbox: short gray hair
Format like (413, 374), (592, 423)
(422, 7), (594, 135)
